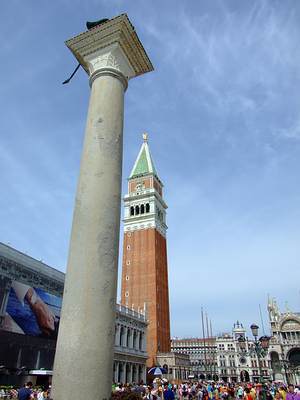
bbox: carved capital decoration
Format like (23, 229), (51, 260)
(65, 14), (153, 87)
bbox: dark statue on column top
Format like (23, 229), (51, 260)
(63, 18), (109, 84)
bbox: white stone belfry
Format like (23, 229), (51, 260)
(51, 15), (153, 400)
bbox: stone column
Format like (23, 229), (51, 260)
(129, 363), (133, 383)
(130, 328), (134, 348)
(123, 326), (128, 347)
(142, 332), (147, 352)
(142, 365), (146, 383)
(125, 363), (129, 383)
(115, 324), (121, 346)
(137, 331), (141, 350)
(51, 15), (153, 400)
(114, 362), (119, 383)
(120, 362), (125, 384)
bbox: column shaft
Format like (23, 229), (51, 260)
(123, 327), (128, 347)
(52, 73), (125, 400)
(114, 362), (119, 383)
(115, 324), (121, 346)
(130, 329), (134, 348)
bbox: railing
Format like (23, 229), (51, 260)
(116, 303), (147, 321)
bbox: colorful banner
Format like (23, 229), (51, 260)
(2, 280), (62, 340)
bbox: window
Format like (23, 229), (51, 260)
(127, 245), (130, 250)
(127, 232), (131, 237)
(139, 333), (143, 350)
(141, 204), (145, 214)
(125, 291), (129, 297)
(135, 205), (140, 215)
(120, 327), (124, 346)
(133, 331), (137, 348)
(126, 260), (130, 265)
(126, 276), (129, 281)
(130, 206), (134, 216)
(146, 203), (150, 213)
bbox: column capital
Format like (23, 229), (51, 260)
(65, 14), (153, 87)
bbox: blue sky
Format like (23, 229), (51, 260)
(1, 0), (300, 338)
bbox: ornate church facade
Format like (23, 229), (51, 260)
(268, 298), (300, 384)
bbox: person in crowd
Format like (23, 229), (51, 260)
(279, 387), (287, 400)
(143, 386), (154, 400)
(237, 386), (244, 400)
(274, 391), (283, 400)
(164, 384), (175, 400)
(244, 388), (253, 400)
(286, 385), (295, 400)
(18, 382), (33, 400)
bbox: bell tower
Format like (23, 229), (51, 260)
(121, 133), (171, 366)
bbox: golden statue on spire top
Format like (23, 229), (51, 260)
(143, 132), (148, 142)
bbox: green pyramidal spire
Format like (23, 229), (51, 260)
(129, 133), (159, 179)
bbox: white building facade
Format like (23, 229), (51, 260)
(216, 322), (272, 383)
(114, 304), (148, 384)
(171, 338), (217, 380)
(156, 352), (193, 382)
(171, 322), (273, 383)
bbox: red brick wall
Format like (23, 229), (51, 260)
(153, 178), (162, 196)
(121, 228), (171, 366)
(128, 177), (163, 197)
(129, 177), (152, 193)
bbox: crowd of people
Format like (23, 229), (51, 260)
(112, 380), (300, 400)
(1, 380), (300, 400)
(0, 382), (50, 400)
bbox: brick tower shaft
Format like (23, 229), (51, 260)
(121, 134), (171, 366)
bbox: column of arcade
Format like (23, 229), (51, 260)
(113, 361), (146, 384)
(115, 323), (146, 352)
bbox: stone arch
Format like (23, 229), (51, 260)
(139, 332), (143, 350)
(135, 205), (140, 215)
(133, 330), (137, 349)
(146, 203), (150, 213)
(119, 326), (124, 346)
(287, 348), (300, 367)
(125, 363), (131, 383)
(132, 364), (137, 383)
(130, 206), (134, 216)
(126, 328), (131, 347)
(138, 364), (143, 382)
(240, 370), (250, 382)
(280, 316), (300, 331)
(118, 362), (124, 383)
(141, 204), (145, 214)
